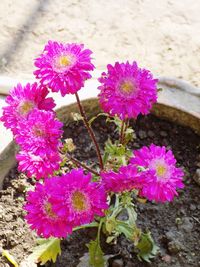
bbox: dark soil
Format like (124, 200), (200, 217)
(1, 114), (200, 267)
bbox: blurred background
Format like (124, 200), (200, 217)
(0, 0), (200, 86)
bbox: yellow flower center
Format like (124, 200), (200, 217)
(72, 191), (87, 212)
(44, 202), (57, 219)
(58, 55), (71, 67)
(120, 80), (135, 95)
(156, 164), (167, 178)
(18, 101), (34, 115)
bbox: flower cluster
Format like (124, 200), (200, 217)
(1, 83), (55, 134)
(24, 169), (108, 238)
(1, 40), (185, 264)
(101, 144), (184, 203)
(1, 83), (63, 179)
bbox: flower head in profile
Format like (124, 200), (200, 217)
(1, 83), (55, 134)
(52, 169), (108, 227)
(101, 164), (142, 193)
(15, 109), (63, 154)
(34, 41), (95, 96)
(98, 61), (158, 120)
(16, 150), (61, 180)
(24, 178), (72, 238)
(130, 144), (184, 202)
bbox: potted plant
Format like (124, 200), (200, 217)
(0, 41), (200, 267)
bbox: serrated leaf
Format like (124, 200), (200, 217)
(60, 157), (67, 167)
(27, 238), (61, 265)
(123, 127), (136, 145)
(87, 239), (105, 267)
(103, 151), (109, 165)
(105, 217), (116, 234)
(2, 250), (19, 267)
(115, 221), (135, 240)
(136, 232), (158, 262)
(106, 116), (122, 132)
(78, 253), (112, 267)
(103, 139), (131, 169)
(127, 206), (137, 225)
(115, 220), (142, 245)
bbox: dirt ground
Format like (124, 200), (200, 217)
(0, 0), (200, 86)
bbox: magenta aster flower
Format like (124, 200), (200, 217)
(101, 164), (142, 193)
(16, 150), (61, 180)
(24, 179), (72, 238)
(130, 144), (184, 202)
(98, 61), (158, 120)
(52, 169), (108, 227)
(34, 41), (95, 96)
(15, 109), (63, 154)
(1, 83), (55, 134)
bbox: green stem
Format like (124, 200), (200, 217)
(119, 120), (125, 144)
(121, 119), (129, 145)
(97, 218), (104, 244)
(124, 119), (129, 134)
(73, 222), (99, 232)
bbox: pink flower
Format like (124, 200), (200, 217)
(130, 144), (184, 202)
(52, 169), (108, 227)
(98, 61), (158, 120)
(1, 83), (55, 134)
(15, 109), (63, 154)
(24, 169), (108, 237)
(34, 41), (95, 96)
(16, 150), (61, 180)
(101, 164), (142, 193)
(24, 179), (72, 238)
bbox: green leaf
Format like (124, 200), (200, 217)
(87, 239), (105, 267)
(27, 238), (61, 265)
(105, 217), (116, 234)
(123, 127), (136, 145)
(103, 139), (131, 170)
(88, 113), (108, 126)
(115, 221), (135, 240)
(136, 232), (158, 262)
(127, 206), (137, 225)
(106, 116), (122, 133)
(103, 151), (109, 165)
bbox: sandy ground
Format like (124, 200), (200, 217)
(0, 0), (200, 87)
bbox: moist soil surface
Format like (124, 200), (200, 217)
(0, 114), (200, 267)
